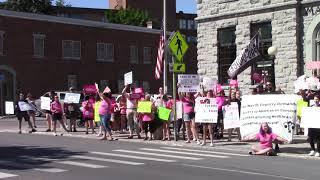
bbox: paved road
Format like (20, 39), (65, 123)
(0, 132), (320, 180)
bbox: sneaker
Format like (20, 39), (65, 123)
(31, 129), (37, 132)
(315, 152), (320, 157)
(308, 150), (316, 156)
(200, 142), (206, 146)
(210, 143), (214, 147)
(196, 140), (201, 145)
(54, 133), (58, 136)
(185, 140), (191, 143)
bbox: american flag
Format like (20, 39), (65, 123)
(155, 29), (165, 80)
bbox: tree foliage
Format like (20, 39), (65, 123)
(105, 7), (151, 27)
(55, 0), (71, 7)
(0, 0), (53, 14)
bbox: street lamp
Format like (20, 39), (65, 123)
(268, 46), (278, 56)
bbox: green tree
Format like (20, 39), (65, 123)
(0, 0), (53, 14)
(105, 7), (151, 27)
(55, 0), (71, 7)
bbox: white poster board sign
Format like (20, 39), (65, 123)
(240, 95), (299, 142)
(64, 93), (81, 103)
(124, 71), (133, 86)
(202, 77), (217, 91)
(178, 74), (200, 93)
(18, 101), (33, 111)
(41, 97), (51, 110)
(301, 107), (320, 129)
(5, 101), (14, 115)
(195, 97), (218, 123)
(223, 102), (240, 129)
(176, 101), (183, 119)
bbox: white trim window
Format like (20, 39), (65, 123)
(62, 40), (81, 59)
(97, 43), (114, 62)
(143, 47), (152, 64)
(100, 80), (109, 91)
(130, 45), (139, 64)
(0, 31), (4, 55)
(142, 81), (150, 93)
(179, 19), (187, 29)
(33, 34), (45, 58)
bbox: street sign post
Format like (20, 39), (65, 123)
(168, 31), (189, 63)
(173, 63), (186, 73)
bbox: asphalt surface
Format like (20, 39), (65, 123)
(0, 131), (320, 180)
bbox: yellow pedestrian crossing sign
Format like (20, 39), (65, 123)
(169, 31), (189, 62)
(173, 63), (185, 73)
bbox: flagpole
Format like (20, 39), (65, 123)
(163, 0), (167, 93)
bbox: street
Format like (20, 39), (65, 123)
(0, 119), (319, 180)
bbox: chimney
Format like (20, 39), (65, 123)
(147, 21), (153, 29)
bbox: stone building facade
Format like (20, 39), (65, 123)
(196, 0), (320, 94)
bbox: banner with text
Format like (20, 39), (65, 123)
(64, 93), (81, 104)
(240, 95), (299, 142)
(40, 97), (51, 110)
(223, 103), (240, 129)
(5, 101), (14, 115)
(178, 74), (200, 93)
(124, 71), (133, 86)
(195, 97), (218, 123)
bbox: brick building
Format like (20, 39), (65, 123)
(196, 0), (320, 94)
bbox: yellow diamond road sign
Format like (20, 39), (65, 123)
(169, 31), (189, 62)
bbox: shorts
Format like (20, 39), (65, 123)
(100, 114), (112, 132)
(52, 113), (63, 121)
(67, 112), (78, 119)
(27, 110), (35, 115)
(17, 112), (30, 121)
(45, 110), (52, 115)
(183, 112), (195, 122)
(84, 117), (93, 121)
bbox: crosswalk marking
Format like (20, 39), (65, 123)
(140, 148), (229, 158)
(113, 149), (203, 160)
(161, 147), (249, 157)
(33, 168), (68, 173)
(90, 152), (176, 162)
(0, 172), (18, 179)
(29, 157), (107, 169)
(70, 155), (144, 166)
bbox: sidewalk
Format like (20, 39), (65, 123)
(0, 117), (317, 160)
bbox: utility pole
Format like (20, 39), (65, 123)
(163, 0), (168, 94)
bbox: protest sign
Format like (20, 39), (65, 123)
(18, 101), (32, 112)
(240, 95), (299, 142)
(5, 101), (14, 115)
(202, 77), (217, 91)
(158, 107), (172, 121)
(223, 102), (240, 129)
(134, 88), (144, 94)
(124, 71), (133, 86)
(83, 84), (97, 94)
(195, 97), (218, 123)
(94, 101), (101, 122)
(297, 99), (308, 118)
(64, 93), (81, 104)
(301, 107), (320, 129)
(178, 74), (200, 93)
(137, 101), (152, 113)
(176, 101), (183, 119)
(40, 97), (51, 110)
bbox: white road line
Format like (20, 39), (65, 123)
(71, 155), (144, 166)
(161, 147), (249, 157)
(140, 148), (229, 159)
(181, 164), (305, 180)
(90, 152), (176, 162)
(59, 161), (106, 168)
(0, 172), (18, 179)
(33, 168), (68, 173)
(113, 149), (203, 160)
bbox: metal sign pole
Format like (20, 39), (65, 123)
(172, 56), (177, 141)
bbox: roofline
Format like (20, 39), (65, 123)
(0, 9), (162, 34)
(52, 6), (108, 11)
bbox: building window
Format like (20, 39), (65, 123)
(179, 19), (187, 29)
(0, 31), (4, 56)
(250, 22), (274, 85)
(118, 80), (124, 93)
(187, 20), (195, 30)
(67, 75), (77, 89)
(217, 27), (236, 85)
(130, 45), (139, 64)
(62, 40), (81, 59)
(142, 81), (150, 93)
(100, 80), (109, 91)
(143, 47), (152, 64)
(187, 36), (197, 44)
(97, 43), (114, 62)
(33, 34), (45, 58)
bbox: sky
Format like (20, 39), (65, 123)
(0, 0), (196, 14)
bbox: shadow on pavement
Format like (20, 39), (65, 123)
(0, 146), (86, 170)
(280, 147), (310, 154)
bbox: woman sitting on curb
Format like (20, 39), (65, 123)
(242, 122), (288, 156)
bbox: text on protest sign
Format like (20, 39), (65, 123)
(5, 101), (14, 115)
(202, 77), (217, 91)
(64, 93), (81, 104)
(223, 102), (240, 129)
(240, 95), (299, 142)
(301, 107), (320, 129)
(195, 97), (218, 123)
(40, 96), (51, 110)
(124, 71), (133, 86)
(178, 74), (200, 93)
(176, 101), (183, 119)
(18, 101), (33, 112)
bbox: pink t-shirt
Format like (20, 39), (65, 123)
(125, 93), (138, 109)
(142, 113), (153, 122)
(216, 96), (225, 111)
(182, 97), (194, 113)
(119, 100), (127, 115)
(82, 101), (94, 119)
(166, 100), (173, 109)
(256, 133), (278, 149)
(99, 100), (111, 115)
(51, 101), (63, 114)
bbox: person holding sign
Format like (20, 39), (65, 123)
(118, 95), (127, 134)
(26, 93), (37, 129)
(242, 122), (288, 156)
(182, 92), (200, 144)
(227, 91), (241, 142)
(307, 95), (320, 157)
(15, 93), (36, 134)
(51, 95), (69, 136)
(138, 94), (155, 141)
(82, 96), (95, 134)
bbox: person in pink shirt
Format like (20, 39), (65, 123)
(51, 95), (69, 136)
(98, 92), (116, 141)
(242, 122), (287, 156)
(82, 96), (95, 134)
(215, 89), (226, 139)
(182, 92), (199, 144)
(139, 94), (155, 141)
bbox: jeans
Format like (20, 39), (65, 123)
(100, 114), (112, 132)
